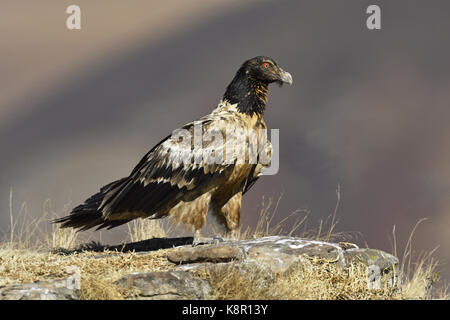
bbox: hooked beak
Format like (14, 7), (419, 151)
(277, 68), (293, 85)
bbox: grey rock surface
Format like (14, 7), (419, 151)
(114, 271), (213, 300)
(170, 236), (399, 286)
(167, 244), (244, 264)
(0, 278), (78, 300)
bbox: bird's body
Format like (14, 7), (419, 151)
(54, 56), (292, 241)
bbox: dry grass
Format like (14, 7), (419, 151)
(127, 219), (167, 242)
(3, 190), (80, 251)
(197, 253), (447, 300)
(390, 219), (448, 300)
(0, 189), (448, 300)
(0, 190), (178, 300)
(239, 186), (354, 243)
(0, 246), (175, 299)
(196, 259), (400, 300)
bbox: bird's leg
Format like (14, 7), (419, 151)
(225, 229), (238, 241)
(192, 229), (224, 246)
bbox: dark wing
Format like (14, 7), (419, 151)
(243, 136), (272, 195)
(243, 164), (259, 195)
(98, 118), (235, 223)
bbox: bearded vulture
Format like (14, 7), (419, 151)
(54, 56), (292, 243)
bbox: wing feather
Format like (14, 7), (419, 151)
(101, 117), (235, 219)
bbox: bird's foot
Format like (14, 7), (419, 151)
(192, 235), (224, 247)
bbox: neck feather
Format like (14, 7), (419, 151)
(223, 68), (268, 116)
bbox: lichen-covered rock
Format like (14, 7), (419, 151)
(342, 248), (399, 288)
(342, 248), (399, 271)
(0, 278), (78, 300)
(169, 236), (399, 287)
(242, 237), (346, 273)
(167, 244), (243, 264)
(114, 271), (213, 300)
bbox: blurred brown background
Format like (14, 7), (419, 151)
(1, 1), (449, 280)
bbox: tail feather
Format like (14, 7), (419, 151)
(53, 178), (130, 231)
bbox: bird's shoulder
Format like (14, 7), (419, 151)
(126, 102), (235, 188)
(208, 100), (267, 129)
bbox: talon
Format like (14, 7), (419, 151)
(212, 235), (224, 243)
(192, 235), (225, 246)
(338, 242), (359, 250)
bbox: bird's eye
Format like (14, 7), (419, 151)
(262, 62), (271, 68)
